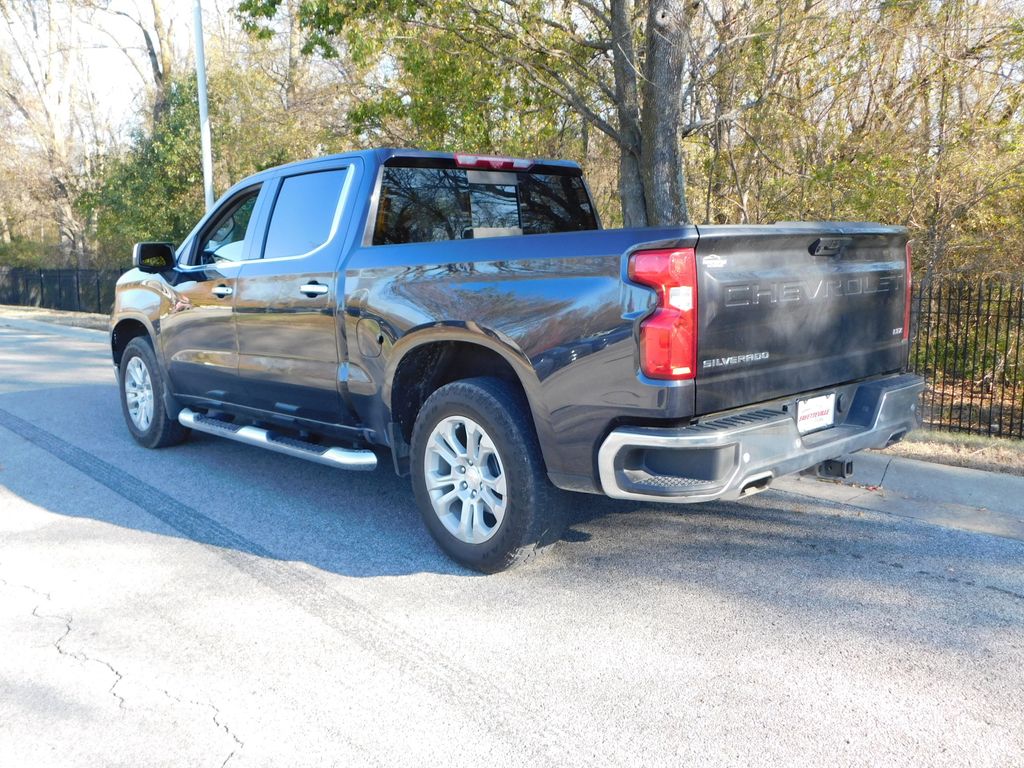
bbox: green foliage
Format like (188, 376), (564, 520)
(237, 0), (417, 61)
(0, 238), (52, 268)
(348, 26), (583, 159)
(683, 0), (1024, 275)
(9, 0), (1024, 274)
(82, 54), (340, 265)
(81, 79), (205, 266)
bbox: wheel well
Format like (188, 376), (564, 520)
(111, 319), (150, 366)
(390, 341), (527, 443)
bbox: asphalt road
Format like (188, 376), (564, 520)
(1, 317), (1022, 767)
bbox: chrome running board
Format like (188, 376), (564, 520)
(178, 408), (377, 471)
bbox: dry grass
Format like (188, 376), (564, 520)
(875, 428), (1024, 476)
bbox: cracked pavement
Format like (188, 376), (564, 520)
(1, 316), (1023, 767)
(32, 606), (127, 714)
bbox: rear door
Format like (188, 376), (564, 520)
(694, 223), (909, 414)
(233, 161), (359, 425)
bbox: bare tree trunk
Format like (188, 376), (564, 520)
(610, 0), (648, 227)
(149, 0), (172, 122)
(640, 0), (690, 225)
(922, 10), (952, 290)
(92, 0), (173, 125)
(284, 0), (301, 110)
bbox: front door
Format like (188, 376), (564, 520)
(160, 185), (264, 403)
(233, 164), (357, 425)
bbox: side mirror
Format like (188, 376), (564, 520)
(132, 242), (176, 273)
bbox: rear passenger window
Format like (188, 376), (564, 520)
(263, 169), (348, 260)
(373, 164), (598, 245)
(373, 167), (470, 245)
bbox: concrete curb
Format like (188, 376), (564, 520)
(773, 451), (1024, 541)
(0, 304), (109, 332)
(0, 314), (108, 343)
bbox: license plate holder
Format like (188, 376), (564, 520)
(796, 393), (836, 434)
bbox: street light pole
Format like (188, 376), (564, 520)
(193, 0), (214, 211)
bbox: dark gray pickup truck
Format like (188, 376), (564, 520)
(111, 148), (924, 572)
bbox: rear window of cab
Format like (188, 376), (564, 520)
(372, 164), (598, 245)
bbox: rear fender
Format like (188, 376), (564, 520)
(383, 324), (557, 470)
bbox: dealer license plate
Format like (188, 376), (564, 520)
(796, 393), (836, 434)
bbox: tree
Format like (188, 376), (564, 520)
(0, 0), (102, 265)
(687, 0), (1024, 276)
(81, 0), (176, 125)
(3, 0), (1022, 278)
(238, 0), (784, 227)
(83, 38), (358, 264)
(83, 77), (205, 264)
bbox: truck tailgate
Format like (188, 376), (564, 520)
(693, 223), (909, 415)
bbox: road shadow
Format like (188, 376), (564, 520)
(1, 382), (1023, 653)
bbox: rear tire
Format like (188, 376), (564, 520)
(410, 377), (566, 573)
(118, 337), (189, 449)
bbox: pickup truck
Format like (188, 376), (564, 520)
(112, 148), (924, 572)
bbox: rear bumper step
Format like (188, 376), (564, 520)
(178, 408), (377, 471)
(597, 373), (924, 503)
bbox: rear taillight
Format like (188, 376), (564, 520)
(628, 248), (698, 379)
(903, 242), (912, 341)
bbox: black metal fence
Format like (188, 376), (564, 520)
(0, 266), (125, 315)
(911, 278), (1024, 439)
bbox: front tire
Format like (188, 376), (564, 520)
(410, 377), (566, 573)
(118, 337), (189, 449)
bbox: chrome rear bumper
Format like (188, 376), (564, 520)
(597, 374), (924, 503)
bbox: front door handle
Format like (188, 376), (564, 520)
(212, 285), (233, 298)
(299, 282), (329, 297)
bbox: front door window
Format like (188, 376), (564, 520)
(195, 190), (260, 265)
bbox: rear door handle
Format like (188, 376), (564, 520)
(212, 285), (233, 298)
(300, 282), (329, 297)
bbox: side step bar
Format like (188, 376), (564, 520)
(178, 408), (377, 471)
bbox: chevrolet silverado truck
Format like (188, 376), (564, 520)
(111, 148), (924, 572)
